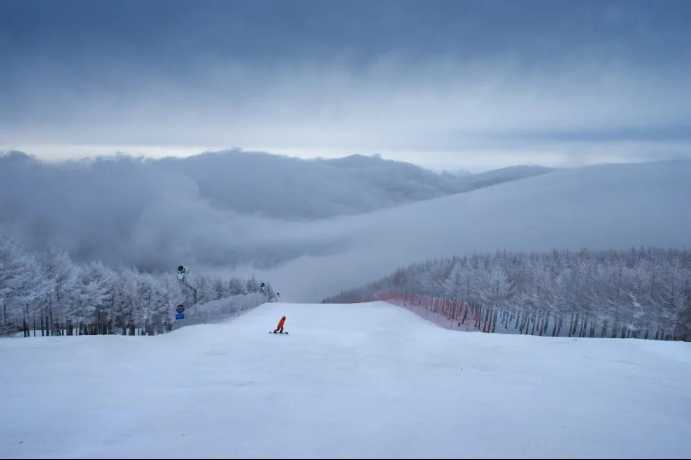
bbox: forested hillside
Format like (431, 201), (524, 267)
(326, 249), (691, 340)
(0, 235), (276, 336)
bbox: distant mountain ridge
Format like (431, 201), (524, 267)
(155, 150), (553, 219)
(0, 150), (553, 223)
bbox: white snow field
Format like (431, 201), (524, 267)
(2, 302), (691, 459)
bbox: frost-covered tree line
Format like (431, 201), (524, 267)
(325, 248), (691, 341)
(0, 236), (277, 336)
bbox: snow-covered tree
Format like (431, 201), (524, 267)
(0, 234), (275, 336)
(325, 248), (691, 341)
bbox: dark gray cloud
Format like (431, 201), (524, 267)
(1, 0), (691, 166)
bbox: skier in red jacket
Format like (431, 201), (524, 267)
(273, 316), (287, 334)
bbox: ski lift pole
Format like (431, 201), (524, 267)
(177, 265), (199, 305)
(184, 280), (198, 305)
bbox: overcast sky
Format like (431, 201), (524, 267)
(2, 0), (691, 170)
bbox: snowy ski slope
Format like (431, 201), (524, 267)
(2, 302), (691, 458)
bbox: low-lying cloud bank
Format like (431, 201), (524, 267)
(2, 151), (690, 301)
(0, 150), (547, 272)
(0, 151), (344, 271)
(251, 160), (691, 300)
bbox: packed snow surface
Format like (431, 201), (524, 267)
(2, 302), (691, 458)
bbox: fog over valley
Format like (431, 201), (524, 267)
(2, 150), (689, 300)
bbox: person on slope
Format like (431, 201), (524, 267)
(273, 316), (287, 334)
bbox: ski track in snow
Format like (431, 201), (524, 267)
(1, 302), (691, 458)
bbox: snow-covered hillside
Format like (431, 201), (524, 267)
(2, 302), (690, 458)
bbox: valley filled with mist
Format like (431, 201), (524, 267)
(6, 150), (687, 300)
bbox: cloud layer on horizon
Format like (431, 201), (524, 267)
(2, 0), (691, 167)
